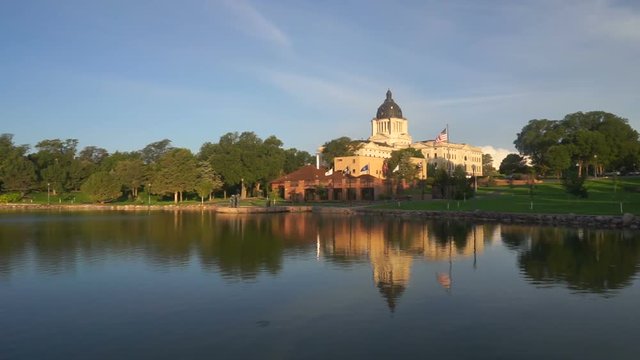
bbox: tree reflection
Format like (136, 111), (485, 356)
(503, 225), (640, 294)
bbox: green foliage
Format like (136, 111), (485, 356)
(320, 136), (361, 166)
(546, 145), (572, 178)
(151, 148), (198, 203)
(195, 179), (215, 202)
(431, 166), (472, 200)
(32, 138), (78, 193)
(482, 154), (496, 176)
(0, 192), (22, 203)
(387, 148), (423, 180)
(195, 161), (223, 200)
(0, 134), (37, 194)
(80, 171), (122, 203)
(199, 132), (285, 195)
(139, 139), (173, 164)
(499, 153), (529, 175)
(563, 167), (588, 198)
(283, 148), (314, 173)
(114, 159), (147, 199)
(514, 111), (640, 176)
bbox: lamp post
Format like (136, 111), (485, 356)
(47, 182), (50, 205)
(148, 183), (151, 205)
(594, 155), (598, 178)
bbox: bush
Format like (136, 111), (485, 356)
(0, 193), (22, 203)
(563, 168), (588, 198)
(80, 172), (122, 203)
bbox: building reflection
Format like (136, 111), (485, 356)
(316, 217), (493, 311)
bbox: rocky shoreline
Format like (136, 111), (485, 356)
(1, 203), (638, 229)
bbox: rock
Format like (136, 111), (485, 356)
(622, 213), (635, 226)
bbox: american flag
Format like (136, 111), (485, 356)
(435, 128), (448, 143)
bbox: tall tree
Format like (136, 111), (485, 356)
(32, 138), (78, 194)
(81, 171), (122, 203)
(320, 137), (362, 167)
(482, 154), (496, 176)
(151, 148), (198, 203)
(283, 148), (314, 174)
(114, 158), (147, 199)
(195, 161), (223, 201)
(515, 111), (640, 176)
(139, 139), (173, 164)
(514, 119), (563, 176)
(0, 134), (36, 195)
(499, 154), (528, 175)
(200, 132), (285, 198)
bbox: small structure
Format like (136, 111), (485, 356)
(270, 165), (386, 201)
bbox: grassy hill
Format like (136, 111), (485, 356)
(376, 177), (640, 216)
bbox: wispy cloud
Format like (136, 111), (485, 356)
(264, 69), (378, 111)
(424, 93), (527, 108)
(584, 0), (640, 41)
(220, 0), (292, 49)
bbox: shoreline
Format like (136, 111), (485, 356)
(1, 203), (638, 229)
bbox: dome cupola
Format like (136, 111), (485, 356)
(376, 89), (403, 119)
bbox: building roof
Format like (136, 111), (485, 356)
(271, 165), (327, 183)
(376, 89), (403, 119)
(271, 165), (378, 185)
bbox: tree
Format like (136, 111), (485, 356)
(78, 146), (109, 164)
(562, 166), (588, 198)
(139, 139), (173, 164)
(546, 145), (572, 178)
(283, 148), (314, 174)
(514, 119), (563, 176)
(151, 148), (198, 203)
(196, 161), (223, 201)
(482, 154), (496, 176)
(499, 154), (528, 175)
(114, 159), (147, 199)
(452, 165), (472, 200)
(387, 148), (423, 179)
(0, 134), (37, 195)
(32, 138), (78, 194)
(514, 111), (640, 176)
(200, 132), (285, 198)
(320, 137), (362, 167)
(80, 171), (122, 203)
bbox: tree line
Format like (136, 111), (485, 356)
(0, 132), (314, 203)
(510, 111), (639, 177)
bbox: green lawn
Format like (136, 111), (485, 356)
(8, 177), (640, 216)
(375, 177), (640, 215)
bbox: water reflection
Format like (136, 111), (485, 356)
(316, 217), (494, 310)
(1, 211), (639, 303)
(501, 225), (640, 294)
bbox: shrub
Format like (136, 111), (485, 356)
(0, 193), (22, 203)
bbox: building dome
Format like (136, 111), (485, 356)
(376, 89), (403, 119)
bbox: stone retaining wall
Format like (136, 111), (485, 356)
(1, 204), (638, 229)
(350, 209), (640, 229)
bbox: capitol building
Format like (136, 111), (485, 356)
(337, 89), (483, 178)
(272, 90), (484, 201)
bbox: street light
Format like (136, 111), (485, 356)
(47, 182), (50, 205)
(148, 183), (151, 205)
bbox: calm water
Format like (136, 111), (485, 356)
(1, 210), (640, 359)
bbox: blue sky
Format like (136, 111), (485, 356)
(2, 0), (639, 163)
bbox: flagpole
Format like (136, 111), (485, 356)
(447, 124), (451, 174)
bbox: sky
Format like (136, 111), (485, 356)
(2, 0), (639, 166)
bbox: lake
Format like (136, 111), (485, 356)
(1, 210), (640, 359)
